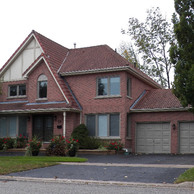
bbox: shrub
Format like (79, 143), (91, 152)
(14, 135), (28, 148)
(71, 124), (89, 149)
(25, 136), (42, 156)
(46, 136), (79, 157)
(106, 141), (123, 151)
(1, 137), (14, 151)
(46, 135), (67, 156)
(82, 136), (101, 149)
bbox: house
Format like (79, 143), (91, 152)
(0, 30), (193, 154)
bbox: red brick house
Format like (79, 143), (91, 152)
(0, 30), (193, 154)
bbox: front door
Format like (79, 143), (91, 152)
(33, 115), (53, 141)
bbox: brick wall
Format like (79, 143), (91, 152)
(65, 70), (155, 146)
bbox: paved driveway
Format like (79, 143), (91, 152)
(4, 154), (194, 184)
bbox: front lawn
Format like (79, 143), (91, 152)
(0, 156), (87, 175)
(175, 168), (194, 183)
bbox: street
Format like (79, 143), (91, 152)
(0, 180), (194, 194)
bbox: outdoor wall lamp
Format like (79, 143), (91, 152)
(27, 116), (31, 121)
(172, 124), (176, 130)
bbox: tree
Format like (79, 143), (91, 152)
(122, 7), (174, 88)
(170, 0), (194, 112)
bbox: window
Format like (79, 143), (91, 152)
(127, 78), (132, 97)
(38, 74), (47, 99)
(9, 85), (26, 97)
(86, 113), (120, 137)
(127, 114), (131, 138)
(97, 76), (120, 96)
(0, 116), (27, 138)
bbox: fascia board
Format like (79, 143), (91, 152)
(130, 107), (190, 113)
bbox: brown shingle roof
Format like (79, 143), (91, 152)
(132, 89), (182, 110)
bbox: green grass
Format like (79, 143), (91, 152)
(0, 156), (87, 175)
(175, 168), (194, 183)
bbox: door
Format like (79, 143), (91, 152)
(33, 115), (53, 141)
(136, 123), (170, 153)
(179, 122), (194, 153)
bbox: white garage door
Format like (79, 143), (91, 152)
(180, 122), (194, 154)
(136, 123), (171, 154)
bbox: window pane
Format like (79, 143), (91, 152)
(19, 85), (26, 96)
(127, 114), (131, 138)
(19, 116), (27, 137)
(127, 78), (131, 97)
(39, 81), (47, 98)
(44, 117), (53, 141)
(110, 114), (119, 136)
(98, 78), (108, 95)
(10, 86), (17, 96)
(0, 117), (7, 137)
(110, 77), (120, 95)
(86, 115), (96, 136)
(98, 115), (108, 136)
(9, 117), (17, 137)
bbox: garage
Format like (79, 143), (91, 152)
(179, 122), (194, 154)
(136, 123), (171, 154)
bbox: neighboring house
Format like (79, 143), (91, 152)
(0, 30), (193, 154)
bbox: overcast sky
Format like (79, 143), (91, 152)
(0, 0), (175, 69)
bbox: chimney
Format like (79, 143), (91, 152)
(74, 43), (76, 49)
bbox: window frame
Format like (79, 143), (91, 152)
(127, 77), (132, 98)
(37, 74), (48, 99)
(97, 76), (120, 97)
(86, 113), (120, 138)
(8, 84), (26, 98)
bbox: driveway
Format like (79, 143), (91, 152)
(4, 153), (194, 184)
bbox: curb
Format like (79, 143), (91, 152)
(0, 176), (194, 188)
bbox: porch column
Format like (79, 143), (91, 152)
(63, 112), (66, 137)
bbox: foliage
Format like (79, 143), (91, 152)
(170, 0), (194, 112)
(122, 7), (174, 88)
(71, 124), (89, 149)
(106, 141), (124, 151)
(14, 135), (28, 148)
(82, 136), (101, 149)
(46, 136), (79, 156)
(46, 135), (67, 156)
(25, 136), (42, 156)
(0, 156), (87, 175)
(175, 167), (194, 183)
(0, 137), (14, 151)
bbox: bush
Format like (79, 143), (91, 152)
(14, 135), (28, 148)
(25, 136), (42, 156)
(71, 124), (89, 149)
(0, 137), (14, 151)
(106, 141), (123, 151)
(82, 136), (101, 149)
(46, 136), (79, 157)
(46, 136), (67, 156)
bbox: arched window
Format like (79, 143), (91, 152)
(38, 74), (47, 98)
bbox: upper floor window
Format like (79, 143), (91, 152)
(127, 78), (132, 97)
(97, 76), (120, 96)
(9, 84), (26, 97)
(38, 74), (47, 99)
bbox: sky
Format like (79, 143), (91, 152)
(0, 0), (175, 69)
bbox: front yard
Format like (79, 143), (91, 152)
(0, 156), (87, 175)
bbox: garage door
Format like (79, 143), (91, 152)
(180, 122), (194, 153)
(136, 123), (171, 154)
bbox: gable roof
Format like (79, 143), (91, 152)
(130, 89), (188, 112)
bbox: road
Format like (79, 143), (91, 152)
(0, 180), (194, 194)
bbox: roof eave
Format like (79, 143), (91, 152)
(130, 107), (190, 113)
(0, 108), (81, 114)
(60, 66), (161, 89)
